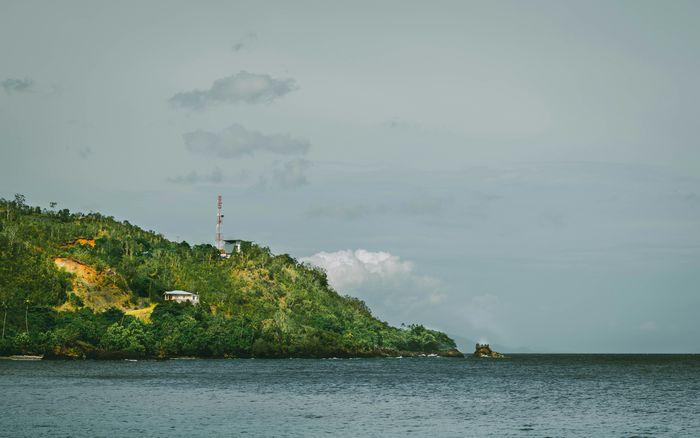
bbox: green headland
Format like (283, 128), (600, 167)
(0, 195), (460, 359)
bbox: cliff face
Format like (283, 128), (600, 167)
(473, 343), (504, 358)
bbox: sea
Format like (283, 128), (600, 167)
(1, 355), (698, 437)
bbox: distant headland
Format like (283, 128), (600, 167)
(0, 196), (462, 359)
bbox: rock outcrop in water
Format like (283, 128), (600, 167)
(439, 348), (465, 358)
(473, 343), (504, 358)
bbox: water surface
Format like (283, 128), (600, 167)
(1, 355), (699, 437)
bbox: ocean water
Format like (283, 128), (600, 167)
(1, 355), (698, 437)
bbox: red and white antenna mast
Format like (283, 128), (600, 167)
(216, 195), (223, 252)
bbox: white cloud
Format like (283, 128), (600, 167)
(302, 249), (505, 347)
(301, 249), (449, 326)
(2, 77), (34, 93)
(169, 71), (297, 109)
(302, 249), (414, 290)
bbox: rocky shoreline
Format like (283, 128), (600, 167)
(40, 346), (465, 360)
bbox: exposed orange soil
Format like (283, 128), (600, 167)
(53, 257), (141, 316)
(62, 237), (96, 248)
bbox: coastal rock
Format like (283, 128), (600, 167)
(438, 348), (465, 358)
(473, 343), (504, 358)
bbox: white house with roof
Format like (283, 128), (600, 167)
(163, 290), (199, 304)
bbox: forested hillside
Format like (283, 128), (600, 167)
(0, 195), (459, 358)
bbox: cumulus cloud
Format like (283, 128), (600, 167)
(184, 123), (310, 158)
(302, 249), (507, 347)
(302, 249), (415, 290)
(169, 71), (297, 109)
(2, 77), (34, 93)
(302, 249), (446, 317)
(167, 168), (225, 185)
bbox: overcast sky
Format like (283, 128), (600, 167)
(2, 0), (699, 352)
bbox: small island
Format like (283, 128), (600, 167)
(473, 343), (504, 358)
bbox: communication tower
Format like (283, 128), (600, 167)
(216, 195), (224, 252)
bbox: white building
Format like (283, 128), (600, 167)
(163, 290), (200, 304)
(221, 239), (252, 257)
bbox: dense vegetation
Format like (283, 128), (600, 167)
(0, 195), (458, 359)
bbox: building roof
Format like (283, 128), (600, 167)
(163, 290), (197, 296)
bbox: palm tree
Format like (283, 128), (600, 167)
(24, 298), (31, 333)
(1, 300), (7, 340)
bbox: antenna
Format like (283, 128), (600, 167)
(216, 195), (223, 252)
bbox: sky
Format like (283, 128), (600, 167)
(1, 0), (699, 352)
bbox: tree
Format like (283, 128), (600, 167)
(100, 320), (152, 357)
(1, 300), (7, 340)
(24, 298), (30, 333)
(14, 194), (26, 209)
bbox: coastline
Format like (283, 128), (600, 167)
(37, 348), (464, 361)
